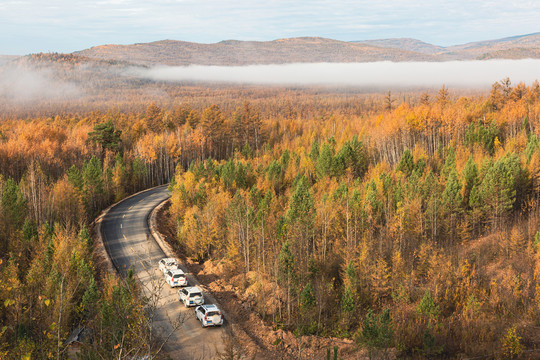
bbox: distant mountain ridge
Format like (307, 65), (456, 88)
(356, 32), (540, 60)
(4, 32), (537, 67)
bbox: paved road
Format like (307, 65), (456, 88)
(101, 185), (226, 359)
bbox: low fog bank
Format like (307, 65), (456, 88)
(133, 60), (540, 88)
(0, 66), (82, 103)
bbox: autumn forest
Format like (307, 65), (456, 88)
(0, 73), (539, 359)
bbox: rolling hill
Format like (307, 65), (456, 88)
(75, 37), (432, 66)
(357, 38), (446, 55)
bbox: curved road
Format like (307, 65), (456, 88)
(101, 185), (225, 359)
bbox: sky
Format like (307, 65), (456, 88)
(1, 0), (539, 55)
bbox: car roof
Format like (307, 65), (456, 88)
(168, 269), (185, 275)
(161, 258), (177, 263)
(185, 286), (202, 292)
(202, 304), (219, 311)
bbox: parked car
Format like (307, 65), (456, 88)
(164, 269), (188, 287)
(158, 258), (178, 273)
(178, 286), (204, 307)
(195, 304), (224, 327)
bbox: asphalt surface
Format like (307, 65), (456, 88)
(101, 185), (226, 359)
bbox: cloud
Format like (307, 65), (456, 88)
(131, 60), (540, 89)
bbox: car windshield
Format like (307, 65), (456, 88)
(190, 292), (202, 297)
(207, 311), (220, 317)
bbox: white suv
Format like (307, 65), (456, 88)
(159, 258), (178, 273)
(179, 286), (204, 307)
(164, 269), (187, 287)
(195, 304), (224, 327)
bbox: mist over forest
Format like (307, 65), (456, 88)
(2, 56), (540, 111)
(133, 60), (540, 88)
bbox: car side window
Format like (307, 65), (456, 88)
(200, 308), (205, 315)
